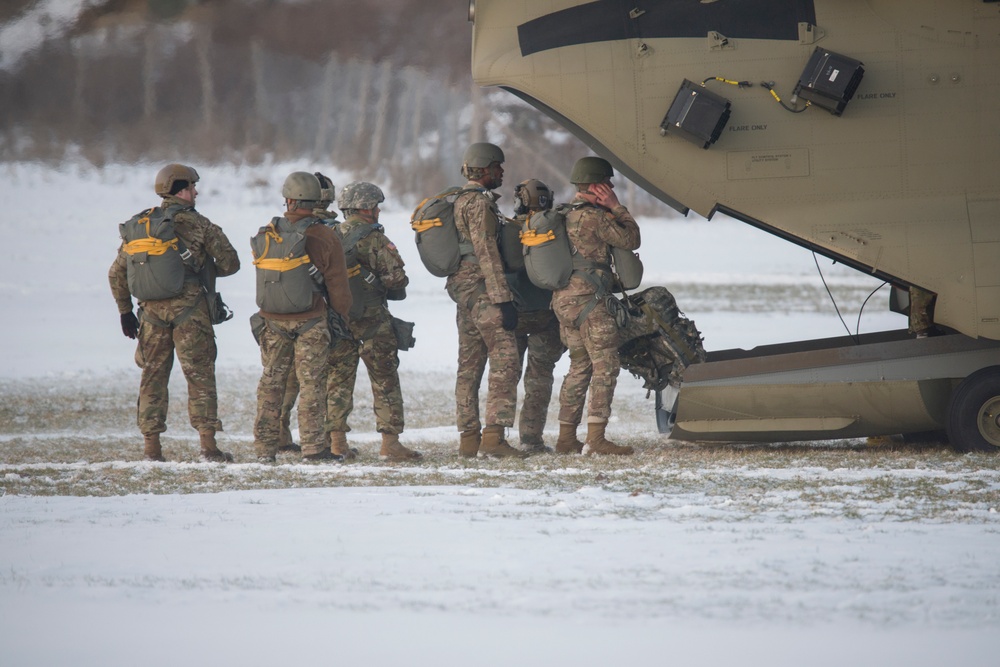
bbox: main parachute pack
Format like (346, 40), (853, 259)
(250, 216), (324, 314)
(119, 205), (195, 301)
(409, 187), (479, 277)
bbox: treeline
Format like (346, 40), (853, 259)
(0, 0), (670, 212)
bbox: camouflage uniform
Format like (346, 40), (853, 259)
(269, 202), (341, 447)
(327, 214), (409, 435)
(551, 199), (640, 424)
(108, 194), (240, 437)
(505, 214), (566, 447)
(448, 183), (521, 431)
(252, 209), (352, 459)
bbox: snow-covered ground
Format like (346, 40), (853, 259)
(1, 161), (997, 666)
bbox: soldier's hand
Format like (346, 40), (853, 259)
(120, 311), (139, 339)
(498, 301), (519, 331)
(590, 182), (621, 210)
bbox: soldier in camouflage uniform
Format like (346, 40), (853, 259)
(552, 157), (641, 456)
(504, 179), (566, 452)
(449, 143), (526, 458)
(108, 164), (240, 462)
(326, 181), (421, 462)
(252, 172), (352, 463)
(272, 172), (340, 453)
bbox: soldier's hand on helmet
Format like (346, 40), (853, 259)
(590, 182), (621, 210)
(498, 301), (519, 331)
(120, 311), (139, 339)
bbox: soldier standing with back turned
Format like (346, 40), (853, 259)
(109, 164), (240, 462)
(251, 172), (352, 463)
(503, 179), (567, 452)
(552, 157), (641, 456)
(326, 181), (421, 462)
(273, 172), (340, 453)
(450, 142), (526, 458)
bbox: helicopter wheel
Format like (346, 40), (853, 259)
(947, 366), (1000, 453)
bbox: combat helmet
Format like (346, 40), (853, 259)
(570, 156), (614, 184)
(514, 179), (553, 215)
(338, 181), (385, 211)
(154, 163), (200, 196)
(462, 142), (505, 169)
(282, 171), (323, 202)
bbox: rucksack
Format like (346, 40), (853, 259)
(410, 187), (478, 277)
(522, 205), (575, 290)
(250, 216), (324, 314)
(336, 222), (383, 320)
(617, 286), (707, 391)
(119, 205), (195, 301)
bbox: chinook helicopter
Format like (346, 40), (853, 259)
(468, 0), (1000, 451)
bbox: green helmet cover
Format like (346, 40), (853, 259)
(463, 142), (505, 169)
(570, 156), (614, 184)
(282, 171), (323, 201)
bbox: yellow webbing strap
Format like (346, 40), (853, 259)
(251, 224), (312, 272)
(346, 263), (361, 278)
(123, 237), (179, 256)
(253, 255), (313, 272)
(520, 228), (555, 247)
(411, 217), (443, 233)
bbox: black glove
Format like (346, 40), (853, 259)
(498, 301), (519, 332)
(120, 311), (139, 339)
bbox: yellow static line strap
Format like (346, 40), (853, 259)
(123, 237), (179, 256)
(520, 229), (555, 247)
(346, 264), (361, 278)
(253, 255), (313, 272)
(411, 218), (443, 233)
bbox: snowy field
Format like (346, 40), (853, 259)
(1, 161), (998, 666)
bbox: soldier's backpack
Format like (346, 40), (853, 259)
(410, 187), (478, 277)
(336, 222), (384, 320)
(617, 286), (707, 391)
(250, 216), (324, 314)
(119, 205), (195, 301)
(521, 205), (575, 290)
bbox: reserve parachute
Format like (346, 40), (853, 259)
(618, 286), (707, 391)
(119, 205), (194, 301)
(610, 246), (643, 291)
(250, 216), (323, 314)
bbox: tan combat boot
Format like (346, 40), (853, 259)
(380, 433), (422, 462)
(584, 421), (634, 456)
(459, 428), (481, 458)
(555, 422), (584, 455)
(143, 433), (165, 462)
(330, 431), (357, 461)
(479, 425), (529, 459)
(200, 430), (234, 463)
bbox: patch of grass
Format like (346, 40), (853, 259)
(2, 371), (999, 525)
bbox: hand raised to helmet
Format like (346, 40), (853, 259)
(580, 182), (620, 210)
